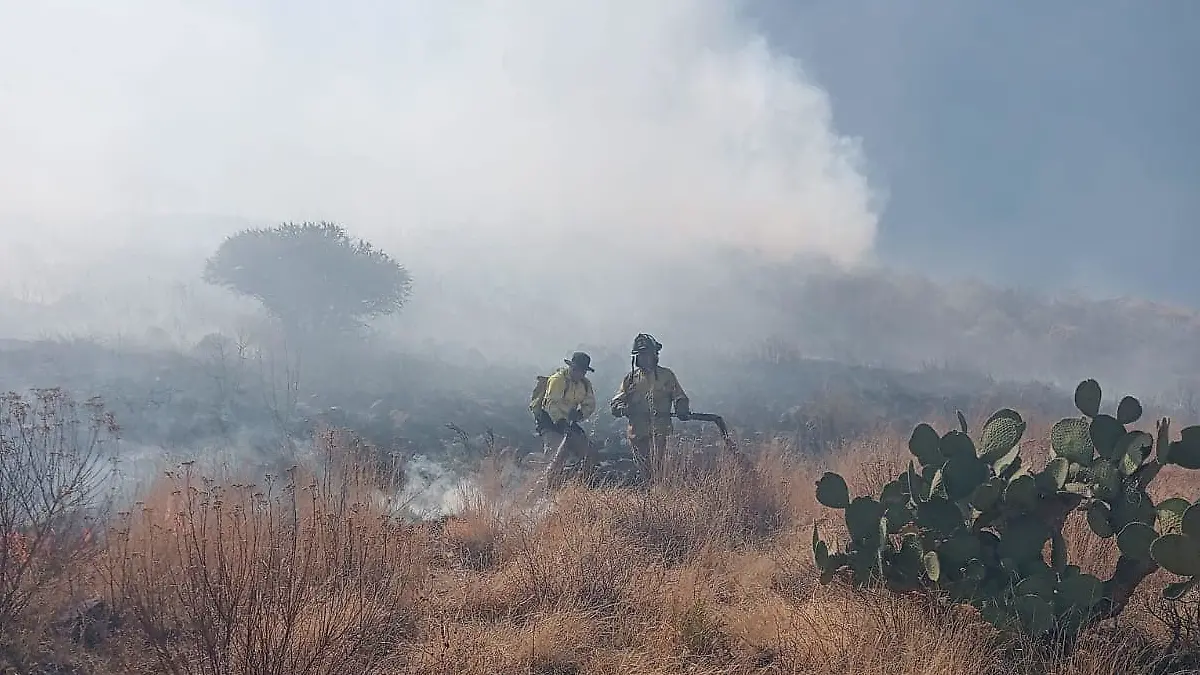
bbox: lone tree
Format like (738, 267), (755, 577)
(203, 221), (413, 337)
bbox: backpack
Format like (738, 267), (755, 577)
(530, 369), (592, 415)
(530, 375), (551, 412)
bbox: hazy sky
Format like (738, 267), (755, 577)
(750, 1), (1199, 303)
(0, 0), (1195, 313)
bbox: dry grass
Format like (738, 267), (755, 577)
(5, 428), (1200, 675)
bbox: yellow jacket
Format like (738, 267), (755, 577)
(536, 367), (596, 425)
(610, 366), (689, 433)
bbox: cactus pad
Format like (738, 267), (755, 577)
(1058, 573), (1104, 609)
(880, 480), (907, 505)
(1117, 431), (1153, 475)
(1074, 379), (1102, 418)
(943, 454), (989, 501)
(1082, 460), (1121, 500)
(971, 479), (1004, 511)
(812, 524), (831, 570)
(938, 533), (982, 565)
(1156, 498), (1189, 536)
(1087, 501), (1115, 538)
(1110, 492), (1158, 532)
(1163, 577), (1200, 601)
(845, 497), (886, 545)
(1167, 426), (1200, 470)
(980, 408), (1026, 462)
(1016, 573), (1056, 598)
(1005, 475), (1040, 512)
(917, 498), (964, 534)
(1036, 457), (1070, 494)
(1116, 522), (1157, 561)
(995, 449), (1022, 477)
(922, 550), (941, 581)
(940, 430), (977, 461)
(1015, 595), (1056, 636)
(884, 502), (913, 534)
(1116, 395), (1143, 425)
(816, 472), (851, 509)
(1150, 534), (1200, 577)
(908, 423), (943, 465)
(998, 521), (1050, 562)
(1090, 415), (1125, 460)
(1051, 418), (1094, 464)
(1182, 503), (1200, 539)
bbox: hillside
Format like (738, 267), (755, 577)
(5, 405), (1200, 674)
(6, 259), (1200, 673)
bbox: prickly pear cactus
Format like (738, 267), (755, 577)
(812, 378), (1200, 639)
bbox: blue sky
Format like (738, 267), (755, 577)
(749, 1), (1199, 304)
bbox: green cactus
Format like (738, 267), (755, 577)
(811, 378), (1200, 643)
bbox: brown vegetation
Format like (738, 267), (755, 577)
(3, 406), (1200, 675)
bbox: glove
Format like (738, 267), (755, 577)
(567, 408), (583, 423)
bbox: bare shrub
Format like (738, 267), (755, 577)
(0, 388), (118, 670)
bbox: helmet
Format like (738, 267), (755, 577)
(631, 333), (662, 355)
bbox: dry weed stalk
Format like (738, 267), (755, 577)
(109, 445), (426, 675)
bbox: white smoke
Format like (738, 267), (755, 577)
(0, 0), (879, 298)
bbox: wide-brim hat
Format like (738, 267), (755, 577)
(565, 351), (595, 372)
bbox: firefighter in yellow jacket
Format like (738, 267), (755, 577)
(609, 333), (690, 480)
(531, 351), (598, 489)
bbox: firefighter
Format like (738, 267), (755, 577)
(531, 351), (598, 490)
(609, 333), (690, 482)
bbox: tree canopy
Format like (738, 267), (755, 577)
(203, 221), (413, 336)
